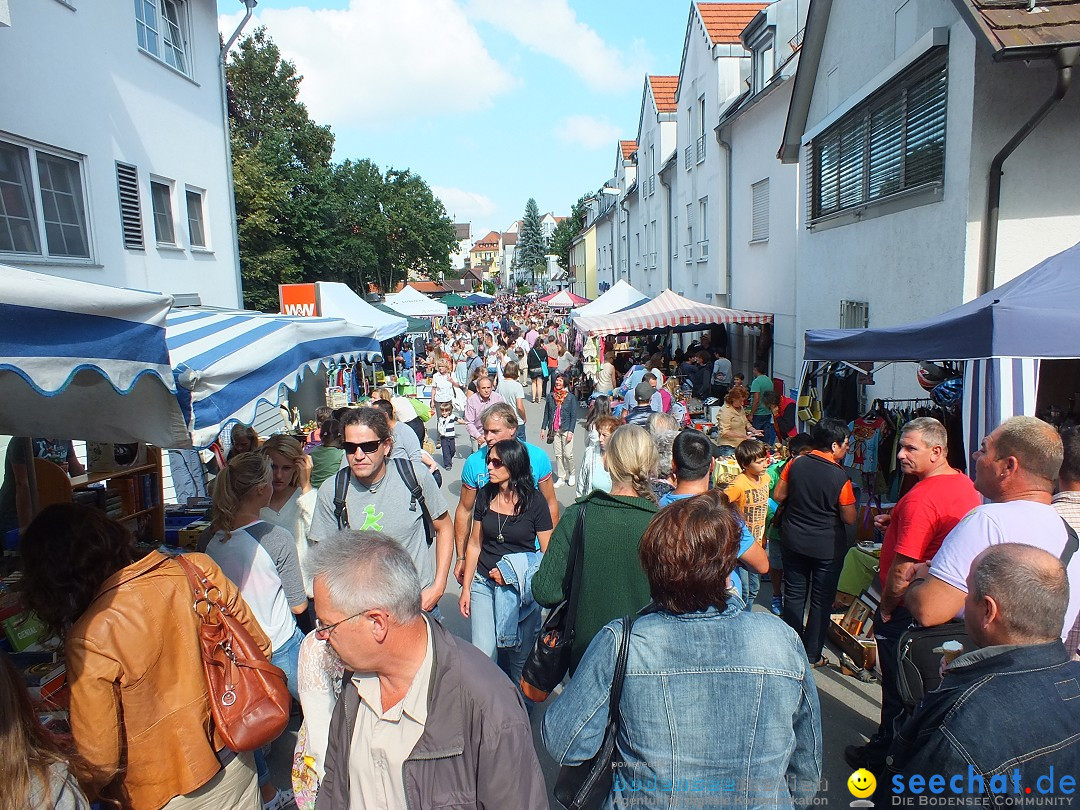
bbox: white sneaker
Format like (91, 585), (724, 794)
(567, 476), (576, 488)
(553, 479), (563, 488)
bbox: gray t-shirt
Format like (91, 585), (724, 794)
(308, 461), (448, 589)
(497, 378), (527, 425)
(391, 421), (424, 463)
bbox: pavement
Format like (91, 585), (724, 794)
(269, 394), (882, 807)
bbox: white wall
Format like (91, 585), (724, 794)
(1, 0), (241, 306)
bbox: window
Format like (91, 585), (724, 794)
(0, 137), (90, 260)
(135, 0), (191, 75)
(116, 163), (144, 249)
(649, 219), (657, 268)
(684, 203), (694, 260)
(696, 96), (706, 163)
(672, 216), (678, 257)
(150, 179), (176, 245)
(751, 179), (770, 242)
(808, 49), (947, 222)
(840, 300), (869, 329)
(752, 31), (776, 93)
(697, 197), (709, 260)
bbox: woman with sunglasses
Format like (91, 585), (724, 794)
(459, 439), (554, 692)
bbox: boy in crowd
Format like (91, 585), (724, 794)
(436, 401), (456, 470)
(725, 440), (772, 610)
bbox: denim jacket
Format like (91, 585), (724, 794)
(541, 601), (822, 810)
(886, 641), (1080, 798)
(494, 551), (543, 648)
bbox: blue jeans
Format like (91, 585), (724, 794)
(469, 574), (540, 691)
(752, 413), (776, 445)
(740, 570), (760, 611)
(271, 625), (303, 701)
(516, 424), (527, 441)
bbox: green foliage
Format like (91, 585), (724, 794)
(482, 281), (496, 295)
(512, 198), (547, 284)
(516, 283), (532, 295)
(227, 28), (455, 310)
(549, 194), (590, 271)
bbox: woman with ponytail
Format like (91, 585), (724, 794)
(200, 452), (308, 810)
(533, 424), (659, 673)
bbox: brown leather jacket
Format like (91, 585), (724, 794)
(65, 551), (271, 810)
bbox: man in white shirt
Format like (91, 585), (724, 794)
(906, 416), (1079, 642)
(309, 531), (547, 810)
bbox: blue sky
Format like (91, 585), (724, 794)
(220, 1), (747, 240)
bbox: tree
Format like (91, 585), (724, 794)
(513, 198), (547, 287)
(549, 194), (590, 273)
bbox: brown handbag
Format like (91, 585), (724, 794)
(173, 555), (291, 752)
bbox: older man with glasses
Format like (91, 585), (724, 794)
(308, 408), (454, 616)
(308, 531), (547, 810)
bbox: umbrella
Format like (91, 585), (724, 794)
(0, 264), (189, 446)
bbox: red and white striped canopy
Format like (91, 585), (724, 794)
(573, 289), (773, 336)
(541, 290), (590, 307)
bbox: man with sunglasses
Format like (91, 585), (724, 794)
(453, 403), (559, 585)
(308, 408), (454, 615)
(309, 531), (547, 810)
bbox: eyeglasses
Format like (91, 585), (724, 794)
(314, 610), (369, 640)
(343, 439), (383, 456)
(486, 456), (505, 469)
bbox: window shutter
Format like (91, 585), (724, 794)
(904, 62), (947, 187)
(751, 179), (770, 241)
(116, 163), (144, 250)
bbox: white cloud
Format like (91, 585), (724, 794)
(466, 0), (645, 93)
(220, 0), (515, 127)
(554, 115), (621, 150)
(431, 186), (498, 220)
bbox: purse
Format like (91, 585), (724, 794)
(520, 504), (588, 702)
(553, 615), (634, 810)
(173, 555), (292, 752)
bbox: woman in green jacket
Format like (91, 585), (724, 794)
(532, 424), (658, 673)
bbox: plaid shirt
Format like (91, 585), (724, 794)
(1052, 490), (1080, 660)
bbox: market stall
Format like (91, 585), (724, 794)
(166, 307), (381, 448)
(568, 279), (650, 320)
(441, 293), (475, 308)
(803, 240), (1080, 460)
(542, 289), (590, 308)
(0, 264), (189, 448)
(307, 282), (407, 341)
(384, 284), (449, 318)
(466, 292), (495, 304)
(573, 289), (773, 336)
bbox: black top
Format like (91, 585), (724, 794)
(527, 345), (547, 371)
(779, 452), (854, 561)
(473, 488), (553, 574)
(777, 401), (797, 438)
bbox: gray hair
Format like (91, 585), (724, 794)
(653, 430), (679, 478)
(901, 417), (948, 451)
(482, 401), (518, 429)
(993, 416), (1063, 484)
(971, 543), (1069, 642)
(647, 411), (679, 435)
(306, 531), (421, 622)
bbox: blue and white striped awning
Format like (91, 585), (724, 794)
(167, 307), (380, 447)
(0, 264), (189, 446)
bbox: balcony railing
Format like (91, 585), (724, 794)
(697, 240), (710, 260)
(684, 243), (694, 261)
(696, 135), (706, 163)
(684, 145), (694, 171)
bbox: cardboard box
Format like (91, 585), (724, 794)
(2, 611), (48, 652)
(178, 520), (211, 550)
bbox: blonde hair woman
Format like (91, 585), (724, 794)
(259, 435), (317, 598)
(202, 452), (308, 810)
(533, 425), (659, 673)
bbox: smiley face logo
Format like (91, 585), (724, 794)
(848, 769), (877, 798)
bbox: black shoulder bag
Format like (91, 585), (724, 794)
(554, 615), (634, 810)
(519, 503), (588, 702)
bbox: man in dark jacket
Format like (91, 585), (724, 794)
(886, 543), (1080, 799)
(308, 531), (547, 810)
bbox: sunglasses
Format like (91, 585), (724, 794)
(343, 439), (384, 456)
(486, 456), (505, 469)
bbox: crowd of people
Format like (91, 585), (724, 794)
(4, 294), (1080, 810)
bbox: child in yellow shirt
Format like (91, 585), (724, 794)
(724, 439), (771, 609)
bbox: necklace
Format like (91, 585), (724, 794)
(494, 491), (514, 542)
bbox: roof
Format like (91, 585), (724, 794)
(471, 231), (500, 250)
(648, 75), (679, 112)
(620, 139), (638, 159)
(950, 0), (1080, 59)
(502, 231), (518, 245)
(697, 2), (770, 45)
(453, 223), (471, 240)
(779, 0), (834, 163)
(408, 280), (452, 295)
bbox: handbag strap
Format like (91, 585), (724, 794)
(172, 554), (227, 620)
(563, 503), (590, 630)
(607, 615), (634, 717)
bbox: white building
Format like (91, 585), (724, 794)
(719, 0), (808, 386)
(1, 0), (245, 307)
(632, 76), (679, 298)
(780, 0), (1080, 395)
(669, 3), (766, 302)
(449, 222), (472, 271)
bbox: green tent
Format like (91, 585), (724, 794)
(373, 303), (430, 334)
(441, 293), (475, 308)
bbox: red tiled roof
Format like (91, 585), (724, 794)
(620, 140), (638, 159)
(648, 76), (679, 112)
(954, 0), (1080, 58)
(471, 230), (500, 251)
(697, 2), (769, 45)
(410, 280), (452, 294)
(502, 232), (518, 245)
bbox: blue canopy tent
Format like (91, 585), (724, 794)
(0, 264), (189, 447)
(803, 241), (1080, 458)
(465, 292), (495, 304)
(167, 308), (381, 448)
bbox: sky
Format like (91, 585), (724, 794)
(218, 0), (750, 242)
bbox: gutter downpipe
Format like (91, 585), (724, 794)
(221, 1), (258, 308)
(659, 171), (673, 292)
(716, 128), (734, 308)
(620, 195), (632, 288)
(979, 46), (1076, 295)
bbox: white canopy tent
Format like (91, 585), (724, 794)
(569, 279), (650, 319)
(313, 282), (407, 342)
(384, 285), (448, 318)
(573, 289), (773, 336)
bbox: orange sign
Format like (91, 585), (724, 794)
(279, 283), (318, 316)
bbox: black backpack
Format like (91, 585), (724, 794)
(332, 459), (436, 546)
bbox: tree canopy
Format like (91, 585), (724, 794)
(512, 198), (546, 285)
(226, 28), (455, 311)
(549, 194), (589, 272)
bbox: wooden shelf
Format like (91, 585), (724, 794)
(67, 462), (159, 488)
(116, 507), (159, 521)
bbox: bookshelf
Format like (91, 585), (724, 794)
(34, 446), (165, 542)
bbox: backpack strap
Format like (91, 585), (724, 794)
(394, 458), (436, 546)
(1059, 516), (1079, 567)
(333, 467), (351, 529)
